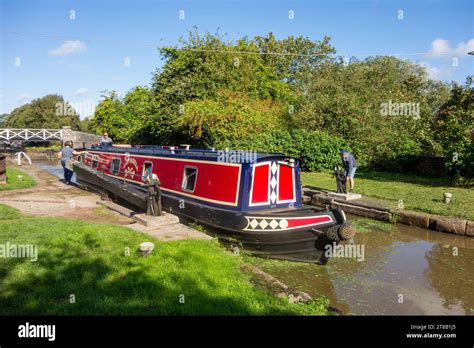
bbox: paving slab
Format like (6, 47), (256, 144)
(133, 212), (180, 227)
(328, 192), (362, 201)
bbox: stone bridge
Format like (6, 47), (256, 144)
(0, 126), (100, 149)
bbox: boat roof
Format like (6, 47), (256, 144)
(87, 145), (296, 163)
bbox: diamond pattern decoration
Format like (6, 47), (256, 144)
(249, 219), (259, 229)
(271, 161), (278, 174)
(269, 161), (278, 204)
(269, 219), (279, 229)
(245, 218), (290, 231)
(270, 176), (277, 189)
(270, 191), (277, 204)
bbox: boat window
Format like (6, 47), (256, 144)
(92, 156), (99, 169)
(142, 161), (153, 179)
(111, 158), (121, 175)
(182, 166), (198, 193)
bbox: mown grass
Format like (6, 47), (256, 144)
(0, 168), (36, 191)
(0, 204), (24, 220)
(0, 205), (329, 315)
(302, 170), (474, 220)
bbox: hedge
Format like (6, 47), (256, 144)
(225, 129), (351, 171)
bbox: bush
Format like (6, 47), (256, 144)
(230, 129), (350, 171)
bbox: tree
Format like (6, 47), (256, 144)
(253, 32), (335, 88)
(148, 30), (302, 144)
(431, 76), (474, 176)
(176, 90), (289, 148)
(5, 95), (81, 129)
(0, 113), (9, 127)
(294, 56), (452, 167)
(89, 87), (157, 144)
(86, 30), (471, 177)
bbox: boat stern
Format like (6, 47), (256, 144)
(220, 207), (357, 264)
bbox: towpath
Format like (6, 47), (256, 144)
(0, 161), (211, 241)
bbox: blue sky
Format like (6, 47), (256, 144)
(1, 0), (473, 118)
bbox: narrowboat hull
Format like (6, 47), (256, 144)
(73, 161), (351, 264)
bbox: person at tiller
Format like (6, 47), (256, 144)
(99, 132), (113, 146)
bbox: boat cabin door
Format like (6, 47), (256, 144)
(249, 160), (296, 208)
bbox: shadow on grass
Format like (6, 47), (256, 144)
(0, 233), (300, 316)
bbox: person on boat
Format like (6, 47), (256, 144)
(99, 132), (113, 146)
(58, 141), (79, 185)
(339, 149), (357, 193)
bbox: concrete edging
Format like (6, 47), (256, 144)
(308, 192), (473, 237)
(241, 263), (313, 304)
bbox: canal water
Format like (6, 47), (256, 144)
(36, 158), (473, 315)
(35, 158), (76, 183)
(260, 216), (474, 315)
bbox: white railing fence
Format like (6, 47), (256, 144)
(0, 129), (63, 141)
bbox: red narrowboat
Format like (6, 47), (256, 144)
(72, 145), (356, 264)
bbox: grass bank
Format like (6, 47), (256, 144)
(0, 168), (36, 191)
(0, 204), (24, 220)
(302, 170), (474, 221)
(0, 204), (329, 315)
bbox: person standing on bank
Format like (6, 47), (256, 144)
(99, 132), (113, 146)
(339, 150), (357, 193)
(58, 141), (78, 185)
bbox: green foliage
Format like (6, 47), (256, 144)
(26, 144), (61, 152)
(295, 57), (450, 167)
(79, 116), (93, 133)
(231, 129), (350, 171)
(90, 87), (157, 143)
(177, 91), (289, 148)
(253, 32), (335, 87)
(87, 30), (471, 177)
(0, 113), (9, 127)
(5, 94), (81, 129)
(431, 77), (474, 176)
(152, 31), (300, 106)
(146, 30), (329, 144)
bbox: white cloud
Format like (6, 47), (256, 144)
(49, 40), (87, 57)
(17, 93), (32, 104)
(420, 62), (453, 80)
(74, 88), (89, 96)
(426, 38), (474, 59)
(453, 39), (474, 56)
